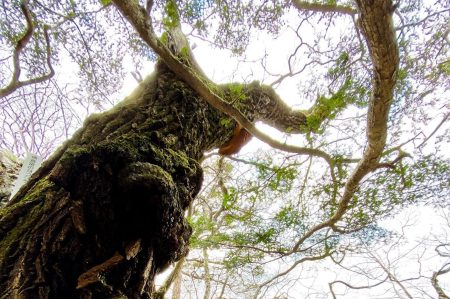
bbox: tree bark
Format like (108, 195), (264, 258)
(0, 63), (236, 298)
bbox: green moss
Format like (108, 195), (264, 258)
(180, 46), (189, 60)
(0, 179), (53, 218)
(219, 83), (247, 103)
(166, 149), (190, 169)
(0, 201), (41, 245)
(124, 162), (175, 191)
(219, 117), (234, 128)
(160, 32), (169, 45)
(0, 179), (63, 266)
(303, 78), (354, 133)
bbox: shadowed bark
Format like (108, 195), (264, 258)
(0, 64), (213, 298)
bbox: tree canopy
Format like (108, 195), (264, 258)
(0, 0), (449, 298)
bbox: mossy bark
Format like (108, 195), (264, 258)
(0, 64), (234, 298)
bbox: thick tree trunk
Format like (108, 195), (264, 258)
(0, 63), (234, 298)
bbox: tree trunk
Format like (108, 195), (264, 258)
(0, 63), (234, 298)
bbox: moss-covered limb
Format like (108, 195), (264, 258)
(303, 79), (358, 133)
(219, 82), (308, 133)
(220, 79), (363, 135)
(112, 0), (333, 162)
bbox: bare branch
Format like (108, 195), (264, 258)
(253, 251), (332, 299)
(417, 112), (449, 149)
(366, 250), (414, 299)
(0, 2), (55, 98)
(329, 276), (389, 299)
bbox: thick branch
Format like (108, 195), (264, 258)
(291, 0), (357, 16)
(291, 0), (399, 252)
(111, 0), (333, 163)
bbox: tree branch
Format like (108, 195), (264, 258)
(253, 251), (332, 299)
(432, 243), (450, 299)
(291, 0), (357, 16)
(111, 0), (334, 165)
(291, 0), (399, 252)
(329, 276), (389, 299)
(0, 1), (55, 98)
(154, 256), (185, 299)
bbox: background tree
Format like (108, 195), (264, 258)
(0, 0), (448, 298)
(166, 153), (448, 298)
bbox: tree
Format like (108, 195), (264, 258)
(0, 0), (448, 298)
(166, 154), (449, 298)
(327, 208), (450, 299)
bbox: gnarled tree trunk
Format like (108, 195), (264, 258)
(0, 63), (235, 298)
(0, 51), (310, 296)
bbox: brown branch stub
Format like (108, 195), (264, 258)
(218, 123), (252, 156)
(76, 252), (125, 289)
